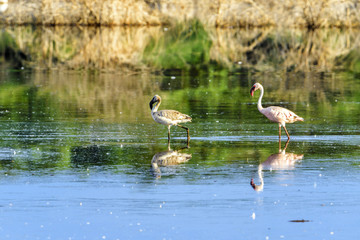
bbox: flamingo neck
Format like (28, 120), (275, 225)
(257, 85), (264, 111)
(152, 100), (161, 113)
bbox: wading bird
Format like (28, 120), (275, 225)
(0, 0), (8, 12)
(149, 95), (191, 144)
(250, 83), (304, 140)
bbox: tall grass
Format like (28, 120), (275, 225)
(2, 24), (360, 72)
(143, 20), (212, 70)
(1, 25), (164, 70)
(209, 27), (360, 72)
(1, 0), (359, 28)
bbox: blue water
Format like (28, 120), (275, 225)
(0, 133), (359, 239)
(0, 69), (359, 239)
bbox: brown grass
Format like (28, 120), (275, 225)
(1, 0), (360, 28)
(4, 25), (165, 70)
(3, 25), (360, 72)
(209, 27), (360, 72)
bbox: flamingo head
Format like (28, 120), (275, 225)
(149, 95), (161, 110)
(250, 83), (262, 97)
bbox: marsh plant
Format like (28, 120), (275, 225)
(1, 0), (359, 28)
(1, 22), (360, 73)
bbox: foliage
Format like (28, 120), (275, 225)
(143, 20), (212, 71)
(2, 25), (360, 73)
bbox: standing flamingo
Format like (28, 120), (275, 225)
(0, 0), (8, 12)
(149, 95), (191, 144)
(250, 83), (304, 140)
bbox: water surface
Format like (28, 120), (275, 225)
(0, 27), (360, 240)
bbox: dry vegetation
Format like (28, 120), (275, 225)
(1, 0), (360, 28)
(4, 26), (164, 70)
(208, 27), (360, 72)
(2, 1), (360, 72)
(3, 25), (360, 72)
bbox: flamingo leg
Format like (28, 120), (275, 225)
(278, 140), (281, 153)
(283, 125), (290, 139)
(177, 124), (190, 143)
(167, 125), (171, 144)
(278, 124), (281, 141)
(284, 138), (290, 151)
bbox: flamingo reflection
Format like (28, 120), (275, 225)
(250, 140), (303, 191)
(151, 144), (192, 179)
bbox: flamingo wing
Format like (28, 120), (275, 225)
(156, 110), (192, 123)
(262, 106), (303, 123)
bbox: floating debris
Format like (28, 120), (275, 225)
(289, 219), (311, 223)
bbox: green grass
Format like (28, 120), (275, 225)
(143, 20), (212, 71)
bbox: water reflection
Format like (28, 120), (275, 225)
(71, 145), (117, 168)
(250, 140), (303, 191)
(151, 144), (192, 179)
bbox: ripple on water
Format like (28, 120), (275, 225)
(191, 135), (360, 145)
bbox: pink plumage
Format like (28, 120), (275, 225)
(250, 83), (304, 139)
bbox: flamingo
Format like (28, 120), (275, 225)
(149, 95), (191, 144)
(250, 83), (304, 140)
(0, 0), (8, 12)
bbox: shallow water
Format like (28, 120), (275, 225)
(0, 68), (359, 240)
(1, 21), (360, 238)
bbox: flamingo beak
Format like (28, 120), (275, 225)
(250, 86), (256, 97)
(149, 98), (155, 110)
(149, 97), (157, 110)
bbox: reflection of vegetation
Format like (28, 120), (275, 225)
(0, 70), (358, 174)
(0, 65), (359, 127)
(336, 48), (360, 73)
(0, 30), (26, 68)
(0, 26), (163, 70)
(0, 84), (58, 121)
(71, 145), (120, 167)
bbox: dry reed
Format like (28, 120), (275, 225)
(3, 25), (165, 70)
(3, 25), (360, 72)
(0, 0), (360, 28)
(208, 27), (360, 72)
